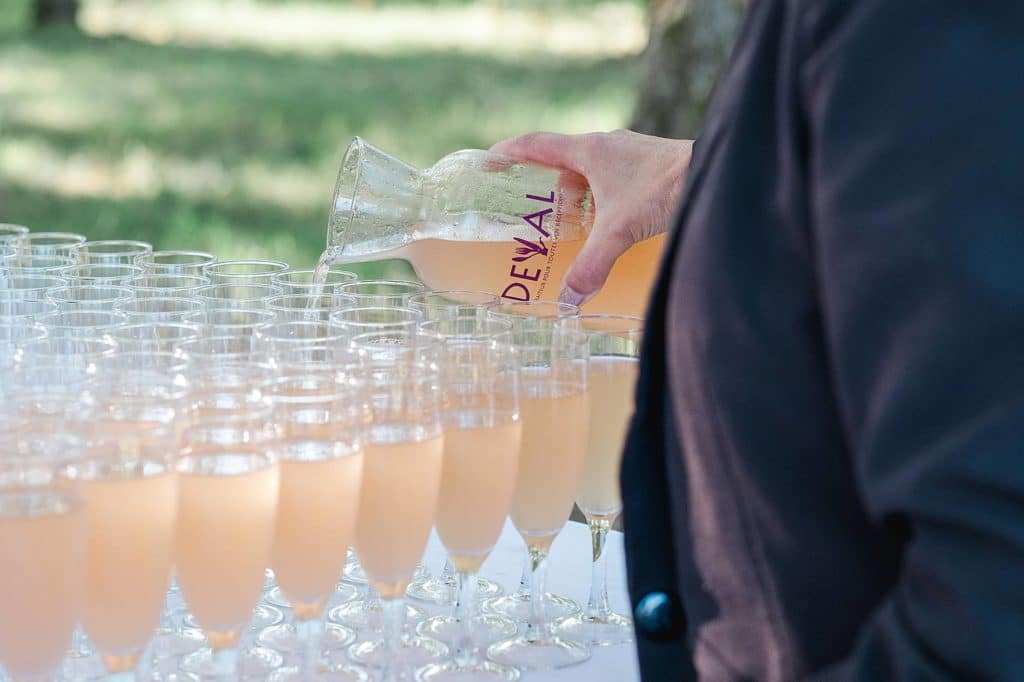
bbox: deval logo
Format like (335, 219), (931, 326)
(501, 191), (557, 301)
(512, 236), (548, 262)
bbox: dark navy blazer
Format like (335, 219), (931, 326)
(621, 1), (1024, 679)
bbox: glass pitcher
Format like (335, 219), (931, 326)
(324, 137), (665, 316)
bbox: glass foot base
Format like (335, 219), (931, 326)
(407, 576), (502, 605)
(417, 614), (516, 646)
(183, 604), (284, 632)
(179, 645), (283, 681)
(555, 611), (634, 646)
(480, 592), (579, 622)
(258, 622), (357, 658)
(327, 600), (425, 632)
(417, 660), (520, 681)
(347, 635), (448, 668)
(487, 634), (590, 671)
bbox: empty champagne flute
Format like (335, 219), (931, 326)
(334, 279), (425, 307)
(49, 284), (134, 312)
(183, 309), (277, 337)
(0, 223), (29, 246)
(127, 274), (211, 299)
(107, 322), (201, 353)
(204, 259), (290, 286)
(137, 250), (217, 277)
(4, 275), (64, 302)
(407, 290), (500, 321)
(417, 333), (522, 681)
(10, 254), (76, 276)
(256, 372), (367, 680)
(271, 269), (357, 295)
(60, 264), (146, 286)
(487, 324), (592, 670)
(554, 315), (641, 646)
(327, 306), (423, 339)
(36, 310), (129, 340)
(196, 284), (283, 311)
(16, 232), (87, 257)
(345, 332), (448, 678)
(117, 296), (205, 323)
(71, 240), (152, 266)
(267, 293), (358, 323)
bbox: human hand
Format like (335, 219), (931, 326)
(491, 129), (693, 307)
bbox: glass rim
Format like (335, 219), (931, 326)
(203, 259), (290, 277)
(71, 239), (153, 255)
(17, 231), (87, 246)
(485, 300), (581, 319)
(140, 249), (218, 265)
(336, 279), (425, 294)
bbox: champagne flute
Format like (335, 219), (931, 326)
(487, 324), (592, 670)
(3, 274), (64, 303)
(417, 333), (522, 681)
(71, 240), (152, 266)
(127, 274), (211, 299)
(271, 268), (357, 295)
(345, 332), (449, 679)
(554, 315), (641, 646)
(175, 398), (283, 681)
(334, 279), (425, 307)
(10, 254), (76, 276)
(0, 223), (29, 247)
(268, 293), (358, 323)
(117, 296), (205, 324)
(55, 424), (178, 676)
(15, 231), (86, 258)
(407, 290), (500, 321)
(137, 250), (217, 277)
(107, 322), (201, 353)
(196, 284), (284, 311)
(49, 284), (134, 312)
(203, 259), (290, 286)
(481, 301), (582, 622)
(0, 488), (87, 682)
(327, 305), (423, 338)
(256, 372), (367, 681)
(60, 264), (146, 286)
(183, 309), (277, 337)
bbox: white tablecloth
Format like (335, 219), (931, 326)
(419, 520), (641, 681)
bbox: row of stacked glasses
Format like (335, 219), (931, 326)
(0, 223), (640, 682)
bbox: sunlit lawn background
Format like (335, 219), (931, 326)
(0, 0), (643, 277)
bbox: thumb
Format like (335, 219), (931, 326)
(490, 132), (590, 175)
(558, 220), (634, 308)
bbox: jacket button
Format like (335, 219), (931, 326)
(634, 591), (685, 643)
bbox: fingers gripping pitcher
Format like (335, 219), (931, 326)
(322, 138), (665, 316)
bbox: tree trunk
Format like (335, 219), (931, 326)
(34, 0), (79, 29)
(630, 0), (746, 139)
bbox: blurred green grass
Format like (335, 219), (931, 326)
(0, 7), (636, 275)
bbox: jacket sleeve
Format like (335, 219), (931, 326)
(802, 1), (1024, 678)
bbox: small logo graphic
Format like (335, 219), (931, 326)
(512, 236), (548, 262)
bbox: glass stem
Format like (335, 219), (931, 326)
(212, 646), (236, 676)
(380, 598), (408, 682)
(296, 617), (323, 680)
(441, 556), (457, 597)
(515, 547), (532, 599)
(585, 516), (613, 619)
(525, 545), (550, 643)
(453, 569), (479, 667)
(366, 583), (383, 631)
